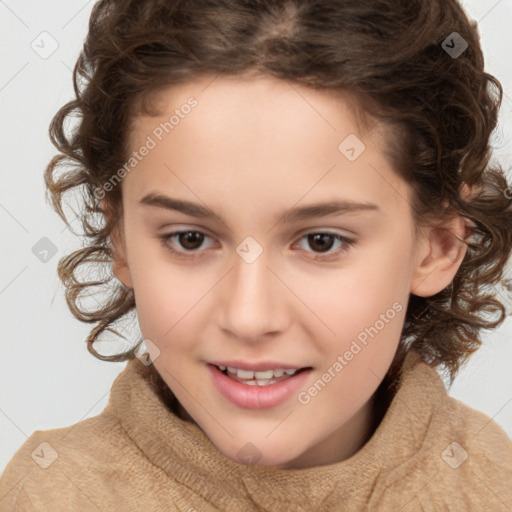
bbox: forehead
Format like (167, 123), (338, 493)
(132, 75), (351, 153)
(124, 75), (412, 220)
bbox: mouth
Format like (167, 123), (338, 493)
(213, 364), (311, 386)
(207, 363), (313, 409)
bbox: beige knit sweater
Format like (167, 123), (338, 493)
(1, 350), (511, 511)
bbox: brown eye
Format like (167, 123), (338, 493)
(158, 230), (213, 258)
(307, 233), (336, 253)
(177, 231), (204, 250)
(158, 229), (355, 262)
(295, 231), (355, 261)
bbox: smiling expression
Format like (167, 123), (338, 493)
(108, 74), (466, 469)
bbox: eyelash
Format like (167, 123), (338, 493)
(157, 229), (355, 262)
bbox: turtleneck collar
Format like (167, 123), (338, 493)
(108, 350), (444, 510)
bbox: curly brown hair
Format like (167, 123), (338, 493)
(44, 0), (512, 396)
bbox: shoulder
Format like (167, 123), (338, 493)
(430, 396), (511, 510)
(0, 410), (138, 511)
(441, 393), (512, 456)
(379, 385), (511, 511)
(430, 385), (512, 478)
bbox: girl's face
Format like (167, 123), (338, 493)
(110, 75), (464, 469)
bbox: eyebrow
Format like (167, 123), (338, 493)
(139, 192), (379, 224)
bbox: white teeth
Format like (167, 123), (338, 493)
(254, 370), (274, 379)
(221, 366), (300, 379)
(256, 379), (278, 386)
(237, 369), (255, 379)
(242, 379), (279, 386)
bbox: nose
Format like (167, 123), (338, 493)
(217, 247), (290, 344)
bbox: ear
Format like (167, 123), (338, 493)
(410, 211), (470, 298)
(101, 199), (134, 289)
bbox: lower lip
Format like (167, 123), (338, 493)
(207, 364), (312, 409)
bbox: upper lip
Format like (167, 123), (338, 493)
(209, 360), (310, 372)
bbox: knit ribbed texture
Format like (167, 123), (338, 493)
(1, 350), (510, 511)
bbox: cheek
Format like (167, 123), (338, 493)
(306, 246), (410, 355)
(129, 260), (215, 354)
(128, 259), (185, 336)
(309, 258), (406, 323)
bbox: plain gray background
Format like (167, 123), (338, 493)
(1, 0), (512, 475)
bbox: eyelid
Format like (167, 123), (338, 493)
(158, 224), (355, 240)
(157, 226), (356, 261)
(294, 225), (355, 239)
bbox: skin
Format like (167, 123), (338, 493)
(107, 74), (470, 469)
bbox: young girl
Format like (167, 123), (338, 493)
(1, 0), (511, 510)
